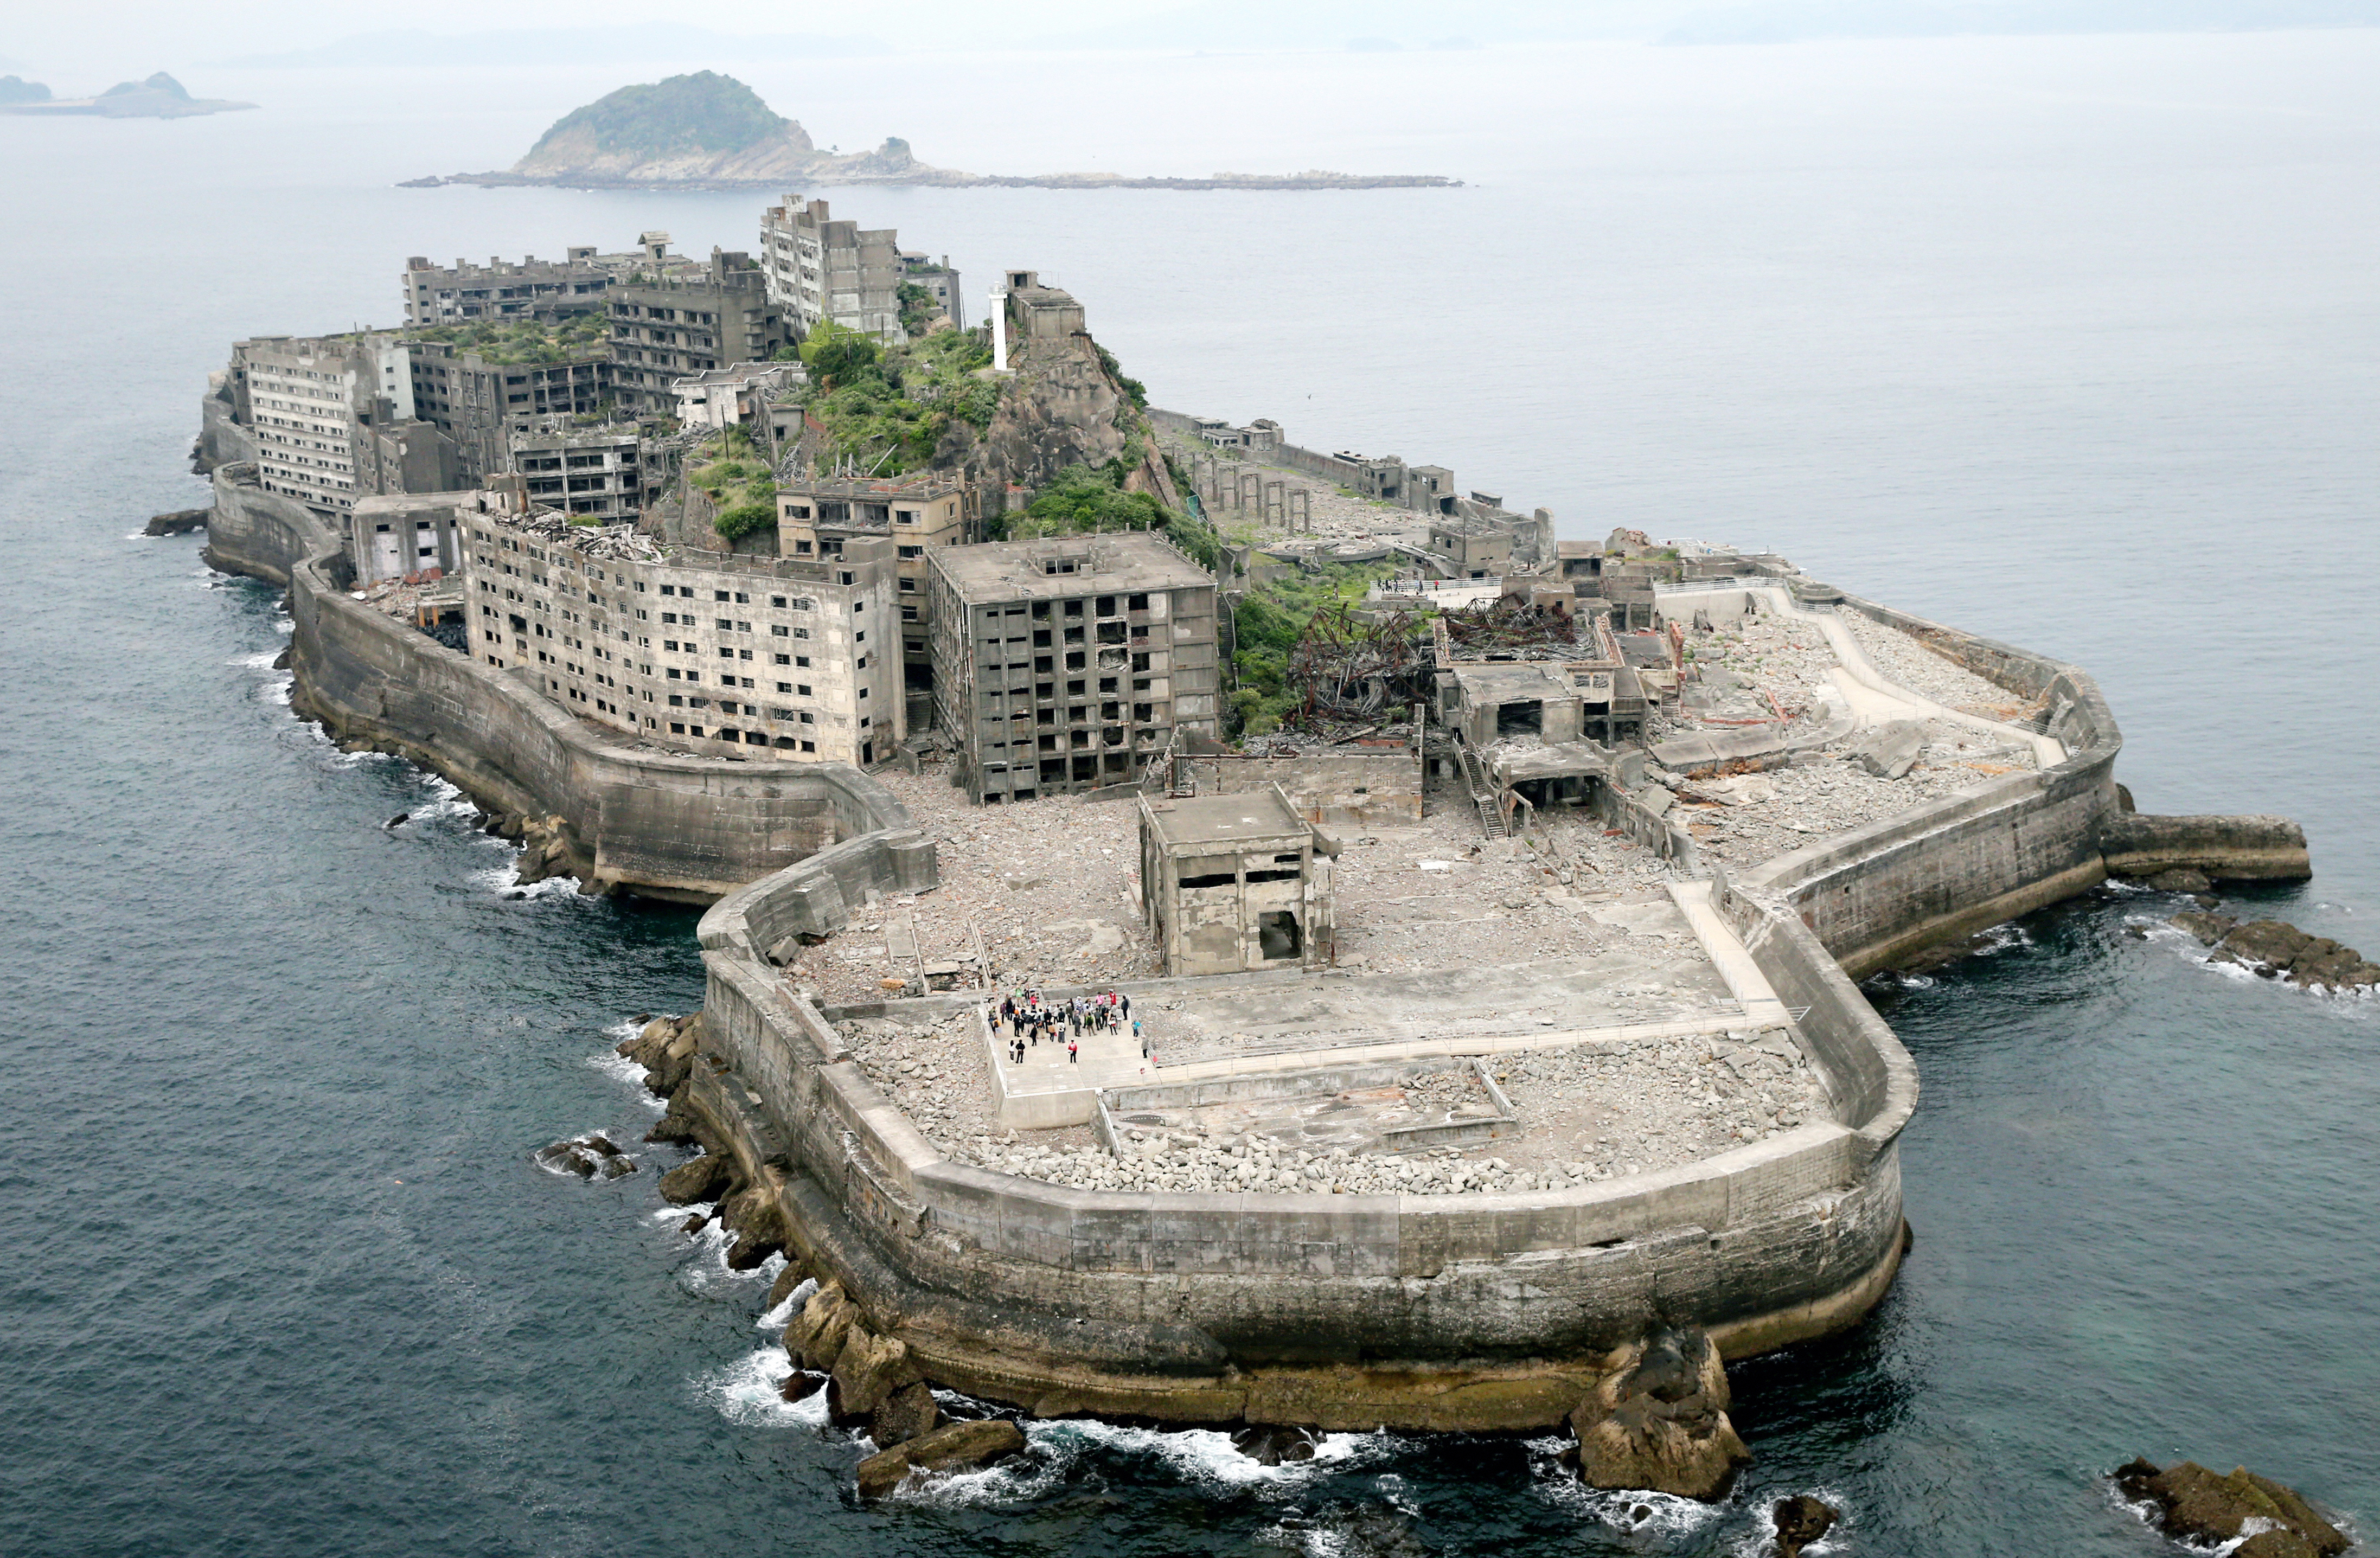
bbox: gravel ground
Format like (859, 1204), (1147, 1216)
(1161, 433), (1434, 550)
(938, 1029), (1831, 1196)
(1840, 610), (2045, 719)
(1681, 612), (1839, 723)
(785, 764), (1685, 1005)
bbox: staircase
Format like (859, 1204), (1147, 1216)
(1453, 737), (1507, 839)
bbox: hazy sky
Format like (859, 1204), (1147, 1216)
(7, 1), (1686, 78)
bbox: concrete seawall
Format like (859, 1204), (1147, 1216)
(693, 844), (1913, 1429)
(203, 465), (930, 905)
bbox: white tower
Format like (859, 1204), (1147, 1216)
(990, 287), (1009, 373)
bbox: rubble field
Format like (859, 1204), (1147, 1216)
(937, 1028), (1834, 1196)
(1840, 610), (2048, 722)
(1670, 727), (2039, 867)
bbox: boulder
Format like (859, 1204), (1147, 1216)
(1569, 1326), (1750, 1502)
(778, 1370), (827, 1403)
(2170, 911), (2236, 946)
(765, 1260), (812, 1310)
(2114, 1458), (2347, 1557)
(644, 1014), (705, 1095)
(1230, 1424), (1320, 1465)
(657, 1152), (735, 1206)
(546, 1146), (597, 1178)
(1846, 720), (1925, 780)
(2146, 868), (2213, 893)
(1773, 1495), (1838, 1557)
(871, 1380), (942, 1448)
(2172, 915), (2380, 992)
(855, 1418), (1027, 1498)
(781, 1281), (858, 1372)
(598, 1155), (636, 1180)
(828, 1325), (923, 1422)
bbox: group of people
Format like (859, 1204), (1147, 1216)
(996, 988), (1144, 1066)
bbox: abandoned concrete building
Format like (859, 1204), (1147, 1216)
(897, 251), (966, 330)
(399, 234), (697, 326)
(506, 426), (653, 520)
(227, 334), (459, 517)
(346, 491), (470, 586)
(606, 252), (789, 413)
(1426, 513), (1514, 578)
(402, 341), (614, 485)
(777, 470), (971, 695)
(926, 534), (1223, 805)
(760, 195), (904, 342)
(1191, 416), (1283, 452)
(671, 362), (800, 433)
(1138, 786), (1337, 976)
(459, 487), (903, 765)
(1435, 601), (1646, 778)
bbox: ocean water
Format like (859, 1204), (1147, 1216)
(1, 34), (2375, 1557)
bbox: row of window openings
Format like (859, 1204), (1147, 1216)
(984, 620), (1143, 652)
(979, 594), (1149, 627)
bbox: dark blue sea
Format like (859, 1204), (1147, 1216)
(2, 34), (2373, 1557)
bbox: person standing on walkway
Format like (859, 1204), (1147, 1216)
(1135, 1018), (1146, 1058)
(1067, 1038), (1078, 1065)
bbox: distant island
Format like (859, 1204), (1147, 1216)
(404, 70), (1456, 192)
(0, 71), (254, 118)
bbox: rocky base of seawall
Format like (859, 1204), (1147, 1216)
(612, 1014), (1910, 1485)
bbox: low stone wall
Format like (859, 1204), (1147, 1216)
(693, 838), (1912, 1428)
(1740, 592), (2126, 977)
(205, 465), (926, 905)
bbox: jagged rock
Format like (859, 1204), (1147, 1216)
(679, 1212), (708, 1235)
(598, 1155), (636, 1179)
(1773, 1495), (1838, 1557)
(2114, 1458), (2347, 1557)
(1230, 1424), (1320, 1465)
(271, 646), (292, 671)
(643, 1095), (703, 1146)
(765, 1259), (812, 1310)
(781, 1281), (858, 1371)
(778, 1369), (827, 1403)
(828, 1325), (923, 1423)
(724, 1201), (786, 1271)
(855, 1418), (1026, 1498)
(2146, 867), (2213, 893)
(1569, 1326), (1750, 1501)
(871, 1380), (941, 1448)
(1845, 720), (1925, 780)
(2170, 914), (2380, 992)
(386, 812), (411, 829)
(547, 1147), (597, 1177)
(657, 1151), (735, 1205)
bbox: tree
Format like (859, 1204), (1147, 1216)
(798, 319), (880, 387)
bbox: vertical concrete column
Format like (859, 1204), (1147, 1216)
(1264, 481), (1284, 525)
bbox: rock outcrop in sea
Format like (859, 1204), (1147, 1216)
(1568, 1325), (1750, 1501)
(2113, 1457), (2349, 1557)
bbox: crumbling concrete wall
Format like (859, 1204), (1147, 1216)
(206, 465), (926, 903)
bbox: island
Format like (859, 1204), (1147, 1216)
(0, 71), (253, 118)
(402, 70), (1456, 191)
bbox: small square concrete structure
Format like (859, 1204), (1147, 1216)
(1139, 785), (1335, 977)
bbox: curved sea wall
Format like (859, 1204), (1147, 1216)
(204, 466), (932, 904)
(692, 856), (1912, 1431)
(1738, 589), (2126, 977)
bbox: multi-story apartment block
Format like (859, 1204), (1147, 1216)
(896, 251), (965, 331)
(606, 251), (788, 413)
(404, 341), (614, 484)
(459, 494), (903, 766)
(759, 195), (903, 342)
(229, 334), (458, 517)
(777, 471), (972, 693)
(507, 426), (655, 520)
(927, 534), (1222, 805)
(399, 232), (698, 325)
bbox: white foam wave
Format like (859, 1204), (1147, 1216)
(697, 1345), (832, 1429)
(586, 1048), (663, 1104)
(1036, 1418), (1387, 1492)
(469, 862), (583, 899)
(676, 1218), (780, 1298)
(1969, 922), (2033, 956)
(759, 1278), (817, 1329)
(232, 650), (282, 669)
(1524, 1440), (1726, 1539)
(263, 675), (293, 706)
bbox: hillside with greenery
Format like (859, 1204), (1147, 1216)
(688, 426), (777, 542)
(793, 322), (1000, 475)
(522, 70), (785, 161)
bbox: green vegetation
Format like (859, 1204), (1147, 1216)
(794, 324), (997, 476)
(405, 312), (609, 364)
(897, 282), (941, 338)
(1226, 559), (1403, 737)
(689, 426), (778, 543)
(524, 71), (783, 160)
(1095, 343), (1148, 409)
